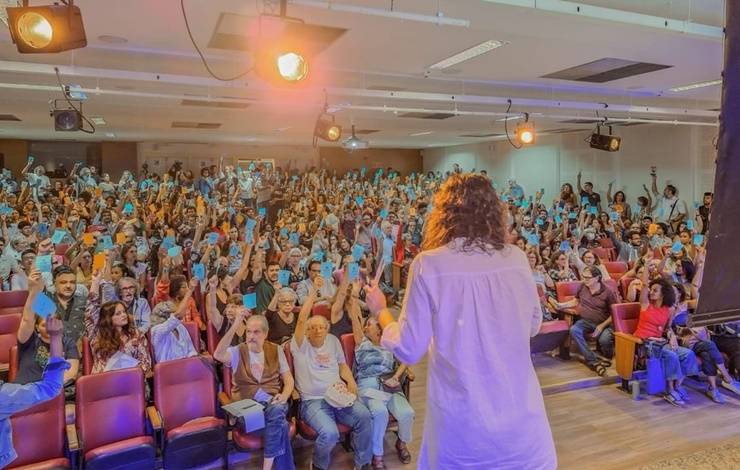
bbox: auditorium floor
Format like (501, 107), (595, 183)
(233, 354), (740, 470)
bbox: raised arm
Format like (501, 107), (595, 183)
(213, 308), (248, 365)
(639, 254), (651, 311)
(650, 168), (660, 197)
(206, 275), (225, 331)
(17, 269), (45, 344)
(576, 171), (583, 194)
(294, 278), (319, 348)
(347, 281), (364, 346)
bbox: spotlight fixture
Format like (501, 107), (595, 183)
(53, 108), (81, 131)
(6, 0), (87, 53)
(515, 117), (536, 146)
(342, 125), (369, 152)
(49, 68), (95, 134)
(276, 51), (308, 82)
(314, 116), (342, 143)
(589, 125), (621, 152)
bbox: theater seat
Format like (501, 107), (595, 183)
(8, 394), (72, 470)
(8, 345), (18, 382)
(153, 356), (226, 469)
(611, 302), (644, 390)
(311, 303), (331, 321)
(591, 247), (613, 262)
(75, 367), (156, 470)
(81, 336), (93, 376)
(339, 333), (412, 399)
(0, 313), (21, 369)
(0, 290), (27, 316)
(604, 261), (628, 281)
(554, 281), (581, 322)
(530, 320), (570, 355)
(620, 276), (635, 298)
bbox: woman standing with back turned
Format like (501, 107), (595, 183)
(365, 173), (556, 469)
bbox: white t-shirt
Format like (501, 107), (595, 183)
(228, 345), (290, 382)
(290, 335), (346, 400)
(656, 195), (687, 224)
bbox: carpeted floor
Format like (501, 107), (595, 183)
(640, 441), (740, 470)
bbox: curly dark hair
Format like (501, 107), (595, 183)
(650, 278), (677, 307)
(422, 173), (507, 253)
(92, 301), (137, 363)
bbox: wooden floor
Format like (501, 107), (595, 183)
(233, 353), (740, 469)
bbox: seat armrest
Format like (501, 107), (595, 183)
(614, 332), (643, 344)
(146, 406), (162, 430)
(218, 391), (232, 406)
(66, 423), (79, 451)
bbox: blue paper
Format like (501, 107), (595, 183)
(568, 212), (578, 220)
(262, 238), (270, 250)
(693, 234), (705, 246)
(35, 254), (52, 273)
(229, 244), (240, 257)
(258, 207), (267, 218)
(32, 292), (56, 319)
(355, 196), (364, 207)
(320, 261), (334, 279)
(347, 262), (360, 281)
(559, 241), (572, 252)
(279, 227), (289, 238)
(167, 245), (182, 258)
(100, 235), (113, 250)
(521, 199), (530, 209)
(581, 196), (590, 206)
(589, 206), (598, 215)
(610, 212), (619, 221)
(536, 218), (544, 226)
(671, 241), (684, 253)
(379, 208), (388, 219)
(243, 293), (257, 309)
(245, 218), (257, 231)
(162, 236), (176, 250)
(37, 223), (49, 239)
(227, 207), (235, 216)
(123, 202), (134, 214)
(192, 263), (205, 281)
(292, 175), (299, 181)
(555, 214), (563, 225)
(313, 250), (324, 261)
(245, 229), (254, 244)
(289, 233), (300, 245)
(51, 229), (66, 245)
(278, 270), (291, 286)
(207, 232), (219, 245)
(686, 220), (694, 230)
(351, 244), (365, 261)
(527, 234), (540, 246)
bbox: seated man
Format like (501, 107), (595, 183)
(554, 266), (618, 376)
(296, 260), (336, 306)
(214, 311), (295, 470)
(291, 279), (372, 470)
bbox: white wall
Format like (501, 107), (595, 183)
(422, 125), (717, 207)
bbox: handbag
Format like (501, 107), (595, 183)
(380, 372), (403, 394)
(644, 339), (667, 395)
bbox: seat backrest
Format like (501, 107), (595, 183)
(76, 367), (147, 452)
(0, 313), (21, 364)
(340, 334), (356, 368)
(0, 290), (28, 309)
(620, 276), (635, 298)
(604, 261), (628, 278)
(182, 320), (199, 351)
(311, 304), (331, 321)
(611, 302), (642, 334)
(555, 281), (582, 303)
(10, 393), (66, 467)
(54, 243), (70, 256)
(81, 336), (93, 375)
(154, 356), (217, 433)
(598, 238), (615, 249)
(603, 279), (621, 301)
(222, 366), (233, 398)
(206, 320), (220, 355)
(8, 345), (18, 382)
(591, 247), (611, 262)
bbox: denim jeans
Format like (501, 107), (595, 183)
(661, 344), (699, 381)
(569, 318), (614, 364)
(300, 398), (373, 470)
(260, 401), (295, 470)
(692, 341), (724, 377)
(357, 377), (415, 456)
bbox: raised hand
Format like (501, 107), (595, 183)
(208, 275), (219, 292)
(363, 260), (387, 316)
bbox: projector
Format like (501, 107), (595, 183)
(342, 125), (369, 152)
(589, 132), (621, 152)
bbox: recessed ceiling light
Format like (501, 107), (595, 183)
(91, 117), (106, 125)
(98, 34), (128, 44)
(669, 79), (722, 92)
(410, 131), (433, 136)
(428, 40), (509, 70)
(105, 132), (116, 138)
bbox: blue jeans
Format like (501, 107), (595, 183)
(357, 377), (415, 456)
(569, 318), (614, 364)
(300, 398), (372, 469)
(260, 401), (295, 470)
(661, 344), (699, 381)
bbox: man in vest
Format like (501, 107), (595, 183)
(214, 311), (295, 470)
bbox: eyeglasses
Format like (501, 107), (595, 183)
(120, 286), (136, 291)
(309, 269), (321, 273)
(278, 299), (294, 304)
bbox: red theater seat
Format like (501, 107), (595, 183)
(0, 313), (21, 369)
(531, 320), (570, 355)
(611, 302), (644, 389)
(604, 261), (629, 281)
(75, 367), (156, 470)
(311, 303), (331, 321)
(339, 333), (412, 399)
(0, 290), (28, 316)
(8, 394), (72, 469)
(153, 356), (226, 469)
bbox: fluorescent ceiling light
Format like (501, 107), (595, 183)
(410, 131), (433, 136)
(428, 40), (509, 70)
(669, 79), (722, 92)
(91, 117), (107, 125)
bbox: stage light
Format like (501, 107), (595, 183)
(276, 52), (308, 82)
(314, 116), (342, 142)
(515, 120), (536, 145)
(53, 109), (82, 131)
(589, 125), (621, 152)
(6, 1), (87, 53)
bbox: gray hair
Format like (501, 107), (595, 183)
(306, 315), (330, 328)
(276, 287), (297, 302)
(246, 314), (269, 333)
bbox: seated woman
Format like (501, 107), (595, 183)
(570, 242), (610, 279)
(347, 280), (414, 469)
(264, 287), (299, 344)
(206, 275), (249, 346)
(527, 251), (555, 321)
(329, 272), (357, 338)
(152, 271), (204, 332)
(150, 277), (199, 363)
(14, 270), (79, 389)
(546, 251), (578, 297)
(632, 258), (698, 406)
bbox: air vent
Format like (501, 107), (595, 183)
(354, 129), (379, 135)
(543, 58), (672, 83)
(208, 13), (346, 54)
(399, 112), (455, 120)
(0, 114), (21, 121)
(181, 99), (249, 109)
(459, 133), (503, 138)
(171, 122), (222, 129)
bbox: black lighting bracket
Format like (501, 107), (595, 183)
(53, 67), (95, 134)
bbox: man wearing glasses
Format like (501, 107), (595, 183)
(296, 261), (337, 306)
(101, 276), (152, 333)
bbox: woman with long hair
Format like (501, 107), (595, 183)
(364, 173), (556, 469)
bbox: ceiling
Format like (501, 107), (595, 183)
(0, 0), (725, 149)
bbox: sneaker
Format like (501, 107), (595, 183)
(706, 388), (726, 404)
(663, 391), (684, 407)
(720, 380), (740, 396)
(675, 386), (691, 402)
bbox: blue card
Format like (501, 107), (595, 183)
(559, 241), (572, 252)
(527, 234), (540, 246)
(245, 218), (257, 231)
(313, 250), (324, 261)
(289, 233), (300, 245)
(258, 207), (267, 218)
(521, 199), (530, 209)
(227, 207), (235, 216)
(279, 227), (289, 238)
(355, 196), (364, 207)
(589, 206), (598, 215)
(320, 261), (334, 279)
(581, 196), (590, 206)
(32, 292), (56, 319)
(536, 218), (544, 226)
(351, 244), (364, 261)
(51, 229), (66, 245)
(248, 162), (256, 171)
(554, 214), (563, 225)
(262, 238), (271, 250)
(671, 241), (684, 253)
(360, 167), (367, 177)
(35, 254), (52, 273)
(162, 236), (176, 250)
(686, 220), (694, 230)
(610, 212), (619, 221)
(229, 244), (240, 257)
(278, 270), (291, 285)
(379, 208), (388, 219)
(347, 262), (360, 281)
(192, 263), (205, 281)
(243, 293), (257, 309)
(167, 245), (182, 258)
(101, 235), (113, 250)
(245, 229), (254, 244)
(123, 202), (134, 214)
(37, 223), (49, 239)
(693, 234), (705, 246)
(207, 232), (219, 245)
(292, 175), (299, 181)
(568, 212), (578, 220)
